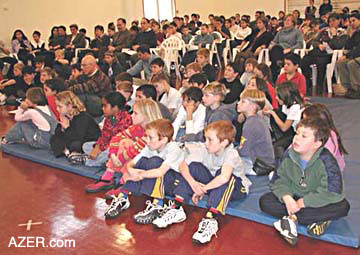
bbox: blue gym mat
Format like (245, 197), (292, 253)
(0, 143), (103, 179)
(1, 96), (359, 248)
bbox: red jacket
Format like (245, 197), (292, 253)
(107, 125), (147, 172)
(276, 72), (306, 97)
(47, 95), (60, 121)
(96, 110), (132, 151)
(266, 81), (279, 109)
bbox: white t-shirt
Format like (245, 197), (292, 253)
(184, 143), (252, 190)
(172, 104), (206, 139)
(133, 141), (185, 172)
(282, 104), (303, 130)
(159, 87), (182, 116)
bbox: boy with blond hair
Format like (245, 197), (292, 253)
(183, 81), (237, 142)
(236, 89), (275, 175)
(153, 120), (251, 244)
(104, 119), (185, 223)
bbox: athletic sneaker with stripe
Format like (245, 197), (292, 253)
(152, 202), (187, 228)
(192, 218), (218, 244)
(273, 216), (298, 246)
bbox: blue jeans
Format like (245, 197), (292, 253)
(82, 141), (109, 167)
(5, 121), (51, 149)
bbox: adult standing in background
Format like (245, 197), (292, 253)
(319, 0), (333, 17)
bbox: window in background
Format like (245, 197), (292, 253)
(143, 0), (176, 22)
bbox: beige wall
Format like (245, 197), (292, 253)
(0, 0), (284, 48)
(176, 0), (284, 20)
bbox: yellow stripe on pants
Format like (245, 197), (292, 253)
(150, 176), (164, 199)
(216, 176), (235, 215)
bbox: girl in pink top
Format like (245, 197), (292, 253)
(2, 87), (57, 149)
(302, 103), (347, 171)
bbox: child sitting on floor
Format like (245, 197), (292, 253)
(276, 53), (306, 98)
(183, 81), (237, 142)
(172, 87), (206, 141)
(152, 120), (252, 244)
(254, 63), (278, 109)
(302, 103), (347, 172)
(180, 62), (202, 93)
(151, 73), (182, 117)
(50, 91), (101, 159)
(264, 82), (304, 159)
(259, 118), (350, 246)
(115, 81), (135, 110)
(240, 58), (257, 86)
(196, 48), (216, 82)
(85, 98), (163, 196)
(2, 87), (57, 149)
(236, 89), (275, 175)
(43, 78), (66, 121)
(135, 84), (173, 122)
(188, 73), (208, 89)
(79, 92), (132, 166)
(104, 119), (185, 222)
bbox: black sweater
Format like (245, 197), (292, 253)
(220, 78), (244, 104)
(244, 30), (273, 53)
(132, 30), (157, 48)
(50, 111), (101, 157)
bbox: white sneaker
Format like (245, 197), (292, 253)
(133, 200), (164, 224)
(192, 218), (218, 244)
(152, 201), (186, 228)
(273, 216), (298, 246)
(0, 93), (6, 105)
(104, 195), (130, 219)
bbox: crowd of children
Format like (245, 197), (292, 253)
(0, 6), (355, 246)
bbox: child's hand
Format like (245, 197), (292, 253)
(110, 154), (121, 167)
(119, 139), (134, 150)
(185, 103), (196, 118)
(283, 195), (300, 215)
(191, 181), (206, 196)
(19, 101), (29, 110)
(296, 198), (305, 209)
(59, 116), (70, 129)
(127, 167), (143, 181)
(89, 145), (100, 160)
(192, 193), (204, 205)
(263, 109), (273, 116)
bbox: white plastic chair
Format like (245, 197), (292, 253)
(160, 36), (183, 72)
(209, 31), (223, 68)
(231, 41), (249, 62)
(258, 48), (271, 66)
(310, 49), (343, 94)
(326, 50), (343, 93)
(294, 40), (307, 58)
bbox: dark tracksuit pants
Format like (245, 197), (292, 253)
(259, 192), (350, 225)
(123, 156), (181, 199)
(174, 162), (247, 215)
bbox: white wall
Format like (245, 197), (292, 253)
(0, 0), (284, 48)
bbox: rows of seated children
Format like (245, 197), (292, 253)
(0, 8), (354, 246)
(2, 8), (359, 95)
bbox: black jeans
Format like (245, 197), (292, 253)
(300, 49), (332, 94)
(0, 56), (18, 78)
(269, 45), (285, 82)
(259, 192), (350, 225)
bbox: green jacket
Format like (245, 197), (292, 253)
(271, 147), (345, 208)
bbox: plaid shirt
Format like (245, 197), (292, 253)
(96, 110), (132, 151)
